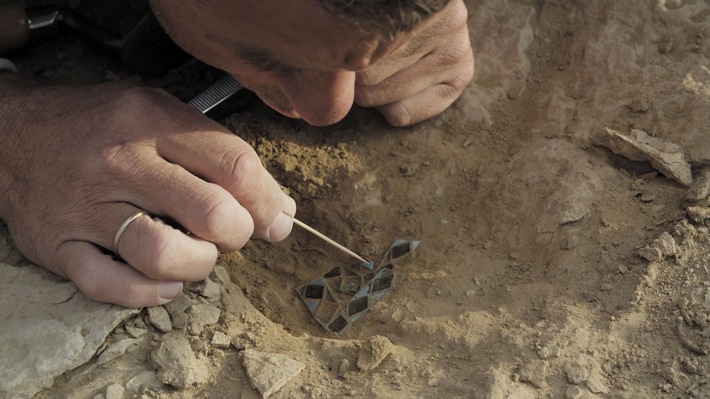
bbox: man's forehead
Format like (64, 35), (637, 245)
(201, 0), (399, 71)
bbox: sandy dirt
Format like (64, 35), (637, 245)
(4, 0), (710, 398)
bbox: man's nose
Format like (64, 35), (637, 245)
(277, 70), (355, 126)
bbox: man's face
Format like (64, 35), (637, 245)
(150, 0), (448, 126)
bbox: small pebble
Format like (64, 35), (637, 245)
(147, 306), (172, 333)
(211, 331), (231, 349)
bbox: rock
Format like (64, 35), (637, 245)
(564, 385), (582, 399)
(688, 206), (710, 223)
(242, 349), (305, 398)
(105, 383), (125, 399)
(189, 303), (221, 335)
(96, 338), (140, 366)
(147, 306), (172, 333)
(125, 371), (163, 393)
(516, 360), (548, 388)
(565, 361), (589, 385)
(537, 344), (561, 359)
(164, 293), (191, 317)
(0, 263), (137, 399)
(93, 394), (105, 399)
(586, 375), (609, 394)
(638, 246), (662, 262)
(171, 312), (189, 330)
(686, 168), (710, 202)
(595, 128), (692, 187)
(125, 319), (148, 338)
(211, 331), (231, 349)
(357, 336), (394, 372)
(151, 333), (209, 389)
(201, 278), (221, 300)
(654, 232), (677, 257)
(211, 265), (231, 285)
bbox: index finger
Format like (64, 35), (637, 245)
(158, 107), (296, 242)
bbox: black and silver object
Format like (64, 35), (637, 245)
(188, 74), (256, 119)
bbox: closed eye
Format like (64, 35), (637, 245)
(234, 45), (302, 75)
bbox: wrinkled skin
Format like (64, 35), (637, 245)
(0, 0), (473, 308)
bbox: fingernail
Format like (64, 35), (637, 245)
(158, 281), (183, 301)
(267, 212), (293, 242)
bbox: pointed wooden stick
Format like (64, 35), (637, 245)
(292, 218), (371, 265)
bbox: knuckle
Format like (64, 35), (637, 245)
(220, 145), (264, 191)
(354, 86), (377, 107)
(202, 192), (254, 249)
(356, 68), (384, 87)
(144, 233), (181, 278)
(112, 86), (169, 119)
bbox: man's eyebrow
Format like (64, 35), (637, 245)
(234, 45), (302, 74)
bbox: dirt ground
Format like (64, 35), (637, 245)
(5, 0), (710, 398)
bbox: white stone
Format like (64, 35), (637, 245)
(105, 383), (125, 399)
(0, 263), (137, 398)
(242, 349), (305, 398)
(211, 331), (231, 349)
(97, 338), (140, 366)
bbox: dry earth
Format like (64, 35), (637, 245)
(3, 0), (710, 398)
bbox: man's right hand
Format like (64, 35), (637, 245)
(0, 77), (295, 308)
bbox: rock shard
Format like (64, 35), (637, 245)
(0, 263), (137, 399)
(595, 128), (693, 187)
(242, 349), (305, 398)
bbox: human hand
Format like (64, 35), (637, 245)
(0, 77), (295, 308)
(354, 0), (474, 127)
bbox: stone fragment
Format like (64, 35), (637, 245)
(164, 293), (191, 317)
(638, 246), (662, 262)
(201, 278), (221, 300)
(0, 263), (137, 399)
(357, 336), (394, 372)
(125, 318), (148, 338)
(565, 361), (589, 385)
(688, 206), (710, 223)
(242, 349), (305, 398)
(151, 333), (209, 389)
(125, 371), (163, 393)
(97, 338), (140, 366)
(147, 306), (172, 333)
(171, 312), (189, 330)
(105, 383), (125, 399)
(595, 128), (692, 187)
(654, 232), (677, 257)
(564, 385), (582, 399)
(686, 168), (710, 202)
(189, 303), (221, 335)
(93, 394), (105, 399)
(211, 265), (231, 285)
(211, 331), (231, 349)
(516, 360), (548, 388)
(537, 344), (561, 359)
(586, 375), (609, 394)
